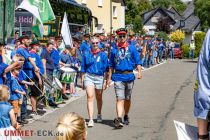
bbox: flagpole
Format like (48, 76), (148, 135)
(3, 0), (6, 44)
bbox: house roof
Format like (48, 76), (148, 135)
(141, 7), (176, 25)
(141, 3), (200, 32)
(182, 1), (194, 18)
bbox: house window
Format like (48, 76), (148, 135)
(98, 0), (103, 7)
(81, 0), (87, 5)
(113, 6), (117, 18)
(180, 20), (185, 27)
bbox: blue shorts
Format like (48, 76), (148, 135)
(84, 73), (104, 89)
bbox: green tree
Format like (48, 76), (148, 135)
(195, 0), (210, 31)
(151, 0), (186, 13)
(125, 0), (152, 33)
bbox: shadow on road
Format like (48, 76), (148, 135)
(183, 60), (198, 63)
(85, 119), (122, 130)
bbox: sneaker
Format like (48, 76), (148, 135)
(124, 115), (130, 125)
(113, 118), (123, 128)
(62, 94), (69, 100)
(18, 119), (29, 125)
(30, 111), (38, 116)
(97, 114), (102, 123)
(71, 93), (79, 97)
(87, 119), (94, 127)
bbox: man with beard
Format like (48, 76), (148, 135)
(16, 35), (40, 75)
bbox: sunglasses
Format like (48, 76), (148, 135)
(92, 42), (99, 45)
(119, 35), (126, 38)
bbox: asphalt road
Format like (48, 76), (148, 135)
(22, 59), (197, 140)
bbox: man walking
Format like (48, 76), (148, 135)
(107, 28), (142, 128)
(189, 40), (196, 60)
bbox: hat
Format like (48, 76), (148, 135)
(116, 28), (127, 35)
(30, 41), (40, 47)
(18, 35), (29, 42)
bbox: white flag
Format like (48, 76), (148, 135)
(61, 12), (73, 48)
(174, 120), (199, 140)
(16, 0), (44, 36)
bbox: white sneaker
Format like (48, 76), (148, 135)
(97, 114), (102, 123)
(88, 119), (94, 127)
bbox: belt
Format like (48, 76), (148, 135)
(114, 70), (133, 74)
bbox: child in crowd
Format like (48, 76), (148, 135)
(69, 47), (81, 97)
(9, 67), (26, 122)
(0, 85), (21, 140)
(60, 48), (71, 99)
(18, 70), (34, 123)
(56, 112), (87, 140)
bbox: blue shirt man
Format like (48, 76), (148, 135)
(51, 48), (60, 69)
(106, 28), (142, 128)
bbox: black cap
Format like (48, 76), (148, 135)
(116, 28), (128, 35)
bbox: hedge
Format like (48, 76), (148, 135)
(181, 44), (189, 58)
(194, 32), (206, 58)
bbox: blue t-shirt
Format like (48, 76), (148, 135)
(128, 40), (137, 46)
(109, 45), (142, 81)
(80, 41), (90, 54)
(30, 51), (44, 75)
(81, 51), (108, 76)
(70, 56), (81, 71)
(10, 50), (17, 60)
(0, 102), (13, 128)
(18, 70), (27, 92)
(16, 47), (33, 77)
(9, 76), (22, 101)
(41, 49), (54, 72)
(60, 52), (71, 64)
(51, 48), (60, 69)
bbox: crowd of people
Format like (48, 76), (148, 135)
(0, 27), (183, 139)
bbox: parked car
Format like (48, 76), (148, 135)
(174, 43), (183, 59)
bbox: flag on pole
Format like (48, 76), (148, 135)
(61, 12), (73, 48)
(17, 0), (55, 37)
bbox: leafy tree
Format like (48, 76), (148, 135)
(195, 0), (210, 31)
(194, 32), (206, 57)
(151, 0), (186, 13)
(125, 0), (152, 33)
(155, 17), (171, 33)
(170, 30), (185, 43)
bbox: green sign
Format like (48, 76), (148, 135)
(37, 16), (61, 44)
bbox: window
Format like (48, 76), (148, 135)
(98, 0), (103, 7)
(81, 0), (86, 5)
(113, 6), (117, 18)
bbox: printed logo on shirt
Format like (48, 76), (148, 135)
(97, 56), (100, 62)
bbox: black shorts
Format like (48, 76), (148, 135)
(29, 77), (43, 97)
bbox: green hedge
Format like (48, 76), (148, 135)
(181, 44), (189, 58)
(194, 32), (206, 58)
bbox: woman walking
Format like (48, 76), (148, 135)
(81, 37), (108, 127)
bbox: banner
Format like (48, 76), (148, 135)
(0, 0), (15, 42)
(37, 16), (61, 44)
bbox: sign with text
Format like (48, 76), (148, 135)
(15, 11), (33, 27)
